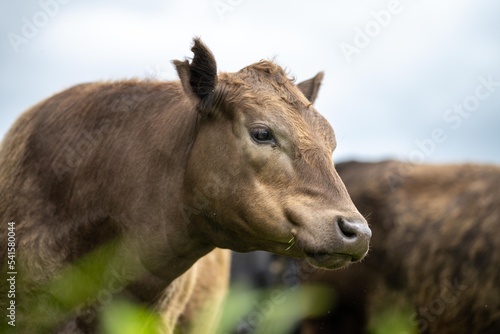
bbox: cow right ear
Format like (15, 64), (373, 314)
(173, 38), (218, 114)
(297, 72), (324, 104)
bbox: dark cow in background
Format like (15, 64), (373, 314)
(0, 38), (371, 333)
(301, 160), (500, 334)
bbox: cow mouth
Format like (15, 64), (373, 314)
(304, 251), (353, 269)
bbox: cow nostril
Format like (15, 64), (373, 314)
(337, 218), (357, 239)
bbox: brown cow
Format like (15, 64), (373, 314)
(301, 160), (500, 334)
(0, 39), (370, 333)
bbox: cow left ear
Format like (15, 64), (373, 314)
(173, 38), (218, 114)
(297, 72), (324, 104)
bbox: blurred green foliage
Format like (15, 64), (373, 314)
(367, 298), (417, 334)
(97, 283), (416, 334)
(102, 299), (162, 334)
(10, 237), (417, 333)
(218, 283), (335, 334)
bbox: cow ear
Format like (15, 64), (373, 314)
(297, 72), (324, 104)
(173, 38), (218, 112)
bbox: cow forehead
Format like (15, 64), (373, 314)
(302, 108), (337, 152)
(219, 61), (308, 106)
(218, 62), (336, 155)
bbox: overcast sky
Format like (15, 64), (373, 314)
(1, 0), (499, 164)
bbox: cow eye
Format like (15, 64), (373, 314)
(250, 127), (276, 145)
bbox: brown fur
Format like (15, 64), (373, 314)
(158, 248), (231, 334)
(174, 248), (231, 333)
(0, 39), (370, 333)
(301, 160), (500, 334)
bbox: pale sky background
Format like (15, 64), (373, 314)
(1, 0), (499, 164)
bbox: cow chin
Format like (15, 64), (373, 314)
(304, 252), (353, 269)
